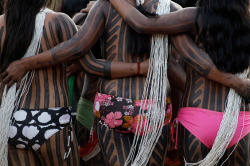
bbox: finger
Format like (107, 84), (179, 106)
(80, 9), (89, 13)
(7, 79), (16, 89)
(16, 80), (21, 89)
(2, 75), (11, 85)
(2, 71), (8, 79)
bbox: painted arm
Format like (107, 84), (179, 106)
(66, 51), (148, 79)
(109, 0), (250, 99)
(70, 9), (149, 79)
(76, 51), (148, 79)
(168, 49), (186, 92)
(2, 0), (106, 86)
(170, 34), (250, 100)
(2, 0), (148, 86)
(110, 0), (196, 34)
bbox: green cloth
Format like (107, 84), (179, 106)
(76, 97), (94, 130)
(68, 75), (76, 107)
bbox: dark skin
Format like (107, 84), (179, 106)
(72, 9), (185, 166)
(0, 1), (178, 165)
(0, 10), (80, 165)
(110, 0), (250, 165)
(0, 12), (76, 109)
(71, 11), (105, 166)
(0, 5), (146, 166)
(109, 0), (250, 99)
(2, 0), (249, 165)
(73, 6), (186, 166)
(2, 1), (249, 100)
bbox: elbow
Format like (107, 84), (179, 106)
(71, 39), (87, 59)
(70, 45), (85, 59)
(65, 34), (87, 57)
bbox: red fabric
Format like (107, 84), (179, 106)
(79, 130), (98, 157)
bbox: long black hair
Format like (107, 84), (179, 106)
(172, 0), (197, 7)
(61, 0), (88, 18)
(195, 0), (250, 74)
(127, 5), (158, 57)
(0, 0), (53, 71)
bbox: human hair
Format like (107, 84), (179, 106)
(61, 0), (88, 18)
(0, 0), (3, 14)
(172, 0), (197, 7)
(127, 5), (158, 57)
(195, 0), (250, 74)
(0, 0), (53, 71)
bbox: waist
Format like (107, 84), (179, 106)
(94, 93), (172, 134)
(98, 77), (146, 100)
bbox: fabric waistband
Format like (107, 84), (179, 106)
(76, 97), (94, 130)
(93, 92), (172, 135)
(174, 107), (250, 149)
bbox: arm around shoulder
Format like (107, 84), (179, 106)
(76, 51), (148, 79)
(110, 0), (196, 34)
(170, 34), (250, 100)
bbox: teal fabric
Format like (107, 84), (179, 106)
(68, 75), (76, 106)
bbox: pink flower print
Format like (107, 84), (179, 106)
(101, 116), (106, 121)
(166, 104), (172, 114)
(123, 106), (129, 110)
(95, 93), (111, 103)
(104, 112), (123, 128)
(105, 98), (111, 103)
(134, 100), (152, 111)
(128, 109), (134, 115)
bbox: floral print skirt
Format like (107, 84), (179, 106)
(93, 93), (172, 135)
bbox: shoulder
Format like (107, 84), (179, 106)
(94, 0), (111, 12)
(44, 11), (77, 31)
(43, 11), (77, 40)
(83, 0), (110, 20)
(72, 13), (88, 26)
(170, 1), (183, 12)
(45, 11), (73, 23)
(97, 0), (110, 5)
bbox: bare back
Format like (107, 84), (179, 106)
(0, 12), (77, 109)
(180, 15), (250, 166)
(182, 17), (250, 112)
(94, 0), (160, 100)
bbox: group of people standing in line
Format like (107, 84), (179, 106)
(0, 0), (249, 165)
